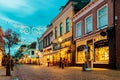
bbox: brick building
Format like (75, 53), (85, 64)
(115, 0), (120, 69)
(72, 0), (116, 68)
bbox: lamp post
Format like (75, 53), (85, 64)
(58, 38), (62, 68)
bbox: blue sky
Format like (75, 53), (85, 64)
(0, 0), (68, 55)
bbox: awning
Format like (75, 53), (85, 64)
(94, 39), (108, 48)
(43, 50), (58, 56)
(77, 45), (86, 51)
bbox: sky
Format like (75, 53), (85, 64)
(0, 0), (68, 55)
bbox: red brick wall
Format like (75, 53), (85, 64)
(73, 0), (113, 40)
(72, 0), (117, 68)
(115, 0), (120, 69)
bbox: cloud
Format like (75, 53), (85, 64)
(0, 0), (37, 17)
(0, 14), (22, 24)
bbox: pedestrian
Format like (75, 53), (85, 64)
(10, 58), (14, 71)
(62, 58), (65, 69)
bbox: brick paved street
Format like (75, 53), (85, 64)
(0, 64), (120, 80)
(12, 64), (120, 80)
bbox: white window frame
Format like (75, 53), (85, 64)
(97, 4), (108, 30)
(55, 27), (57, 39)
(76, 21), (82, 38)
(85, 14), (93, 34)
(66, 17), (70, 32)
(59, 23), (63, 36)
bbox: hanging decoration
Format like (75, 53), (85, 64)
(0, 18), (46, 35)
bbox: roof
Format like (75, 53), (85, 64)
(64, 0), (90, 10)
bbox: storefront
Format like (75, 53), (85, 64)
(60, 40), (72, 65)
(94, 39), (109, 63)
(76, 36), (109, 67)
(76, 45), (86, 63)
(43, 50), (59, 65)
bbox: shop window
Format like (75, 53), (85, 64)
(97, 5), (108, 29)
(77, 51), (85, 63)
(95, 46), (109, 62)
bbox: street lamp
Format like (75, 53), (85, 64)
(58, 38), (62, 58)
(58, 38), (62, 68)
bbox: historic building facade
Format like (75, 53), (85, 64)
(41, 24), (53, 65)
(49, 0), (90, 65)
(72, 0), (116, 68)
(38, 0), (120, 69)
(39, 0), (90, 65)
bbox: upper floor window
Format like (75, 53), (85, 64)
(32, 51), (34, 55)
(85, 15), (93, 34)
(60, 23), (62, 36)
(66, 17), (70, 32)
(50, 33), (52, 44)
(76, 22), (82, 38)
(46, 36), (48, 46)
(55, 27), (57, 39)
(40, 41), (43, 50)
(97, 5), (108, 29)
(43, 38), (46, 47)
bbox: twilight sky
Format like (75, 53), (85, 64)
(0, 0), (68, 55)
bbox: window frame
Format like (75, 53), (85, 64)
(60, 23), (63, 36)
(66, 17), (70, 33)
(97, 4), (108, 30)
(55, 27), (57, 39)
(85, 14), (93, 34)
(76, 21), (82, 38)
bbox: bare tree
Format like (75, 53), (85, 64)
(4, 29), (20, 55)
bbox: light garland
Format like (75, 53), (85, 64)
(0, 19), (46, 35)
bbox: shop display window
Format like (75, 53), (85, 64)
(95, 46), (109, 62)
(77, 51), (85, 63)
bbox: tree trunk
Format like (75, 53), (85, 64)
(8, 47), (10, 55)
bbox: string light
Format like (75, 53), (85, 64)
(0, 19), (46, 35)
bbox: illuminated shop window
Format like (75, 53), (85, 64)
(77, 51), (85, 63)
(95, 46), (109, 62)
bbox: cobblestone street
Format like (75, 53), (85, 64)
(0, 64), (120, 80)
